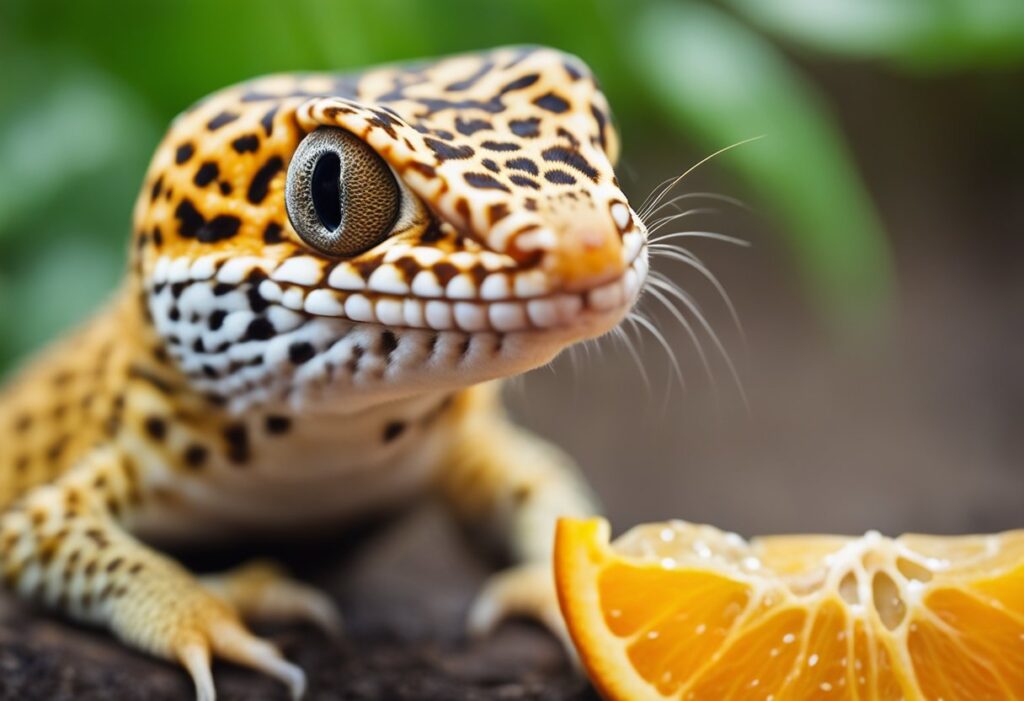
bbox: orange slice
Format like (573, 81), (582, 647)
(555, 518), (1024, 701)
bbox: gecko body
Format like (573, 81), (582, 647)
(0, 46), (648, 699)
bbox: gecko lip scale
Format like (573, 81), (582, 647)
(151, 240), (648, 336)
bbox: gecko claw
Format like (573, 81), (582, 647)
(179, 640), (216, 701)
(209, 620), (307, 699)
(467, 562), (578, 664)
(201, 559), (343, 639)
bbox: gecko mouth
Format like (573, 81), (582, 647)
(246, 233), (648, 337)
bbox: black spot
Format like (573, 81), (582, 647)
(368, 107), (399, 138)
(509, 175), (540, 190)
(198, 215), (241, 243)
(212, 283), (234, 295)
(265, 415), (291, 435)
(193, 161), (219, 187)
(143, 417), (167, 441)
(591, 104), (609, 151)
(487, 203), (510, 225)
(202, 364), (219, 379)
(454, 117), (490, 136)
(222, 424), (250, 465)
(513, 484), (535, 504)
(500, 73), (540, 94)
(247, 156), (284, 204)
(382, 421), (406, 443)
(542, 147), (599, 181)
(150, 175), (164, 201)
(207, 111), (239, 130)
(368, 109), (401, 139)
(152, 226), (164, 247)
(464, 172), (509, 192)
(247, 286), (270, 313)
(445, 60), (495, 91)
(506, 158), (539, 175)
(380, 331), (399, 360)
(184, 444), (208, 470)
(509, 118), (541, 138)
(168, 306), (181, 322)
(432, 262), (459, 285)
(481, 158), (499, 173)
(175, 143), (194, 164)
(208, 310), (227, 330)
(260, 106), (278, 136)
(231, 134), (260, 153)
(481, 141), (520, 152)
(219, 181), (232, 196)
(563, 60), (584, 81)
(424, 138), (474, 161)
(534, 92), (570, 114)
(174, 199), (205, 238)
(204, 392), (227, 407)
(244, 317), (275, 341)
(289, 342), (315, 365)
(127, 365), (175, 395)
(545, 170), (577, 185)
(263, 222), (284, 244)
(419, 221), (444, 243)
(346, 345), (365, 375)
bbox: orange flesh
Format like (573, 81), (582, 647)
(555, 518), (1024, 701)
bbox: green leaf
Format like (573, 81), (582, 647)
(1, 238), (123, 369)
(727, 0), (1024, 69)
(0, 56), (156, 238)
(633, 1), (894, 335)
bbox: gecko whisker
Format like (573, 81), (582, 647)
(644, 284), (716, 392)
(646, 274), (748, 409)
(611, 323), (652, 401)
(645, 208), (721, 235)
(648, 243), (747, 346)
(636, 136), (765, 221)
(642, 191), (753, 223)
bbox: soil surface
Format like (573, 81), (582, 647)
(0, 506), (596, 700)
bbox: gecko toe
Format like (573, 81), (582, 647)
(467, 562), (578, 664)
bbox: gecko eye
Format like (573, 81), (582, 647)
(285, 127), (400, 257)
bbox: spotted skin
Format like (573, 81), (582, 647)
(0, 46), (648, 700)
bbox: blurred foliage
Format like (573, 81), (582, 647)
(1, 0), (1022, 375)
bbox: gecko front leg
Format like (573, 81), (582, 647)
(437, 384), (598, 650)
(0, 446), (314, 700)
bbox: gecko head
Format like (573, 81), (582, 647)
(132, 46), (647, 412)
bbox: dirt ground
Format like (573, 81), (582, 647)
(0, 61), (1021, 700)
(0, 506), (595, 700)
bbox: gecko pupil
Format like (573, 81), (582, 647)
(311, 151), (342, 231)
(286, 126), (401, 257)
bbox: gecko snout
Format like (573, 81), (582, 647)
(542, 200), (637, 293)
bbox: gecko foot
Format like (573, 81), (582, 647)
(112, 574), (307, 701)
(200, 559), (343, 638)
(467, 562), (578, 663)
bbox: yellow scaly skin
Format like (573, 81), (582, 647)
(0, 46), (648, 699)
